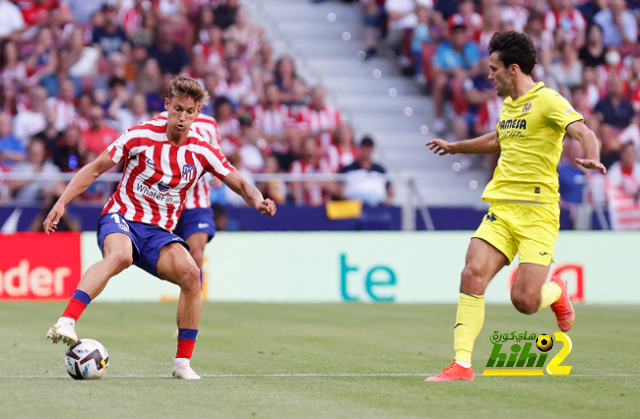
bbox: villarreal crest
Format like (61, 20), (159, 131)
(522, 102), (532, 113)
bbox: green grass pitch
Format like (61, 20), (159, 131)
(1, 302), (639, 418)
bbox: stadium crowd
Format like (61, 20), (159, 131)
(0, 0), (393, 209)
(362, 0), (640, 229)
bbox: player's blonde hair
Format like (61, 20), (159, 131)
(168, 76), (210, 106)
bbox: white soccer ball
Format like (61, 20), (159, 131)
(64, 339), (110, 380)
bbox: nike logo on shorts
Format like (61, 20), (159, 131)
(198, 223), (209, 228)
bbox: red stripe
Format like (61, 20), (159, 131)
(124, 153), (148, 222)
(128, 123), (167, 134)
(142, 145), (164, 226)
(164, 146), (183, 231)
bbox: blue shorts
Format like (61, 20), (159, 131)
(96, 213), (189, 277)
(174, 207), (216, 243)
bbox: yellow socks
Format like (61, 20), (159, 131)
(454, 292), (485, 365)
(537, 282), (562, 312)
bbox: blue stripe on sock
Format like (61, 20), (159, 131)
(199, 270), (203, 285)
(72, 290), (91, 307)
(178, 328), (198, 341)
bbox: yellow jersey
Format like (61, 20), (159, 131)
(482, 82), (584, 204)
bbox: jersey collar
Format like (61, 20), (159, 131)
(512, 82), (545, 105)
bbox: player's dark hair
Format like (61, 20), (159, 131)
(488, 31), (537, 75)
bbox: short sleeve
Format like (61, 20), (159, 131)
(200, 143), (235, 180)
(545, 91), (584, 132)
(107, 131), (133, 164)
(433, 45), (447, 68)
(466, 43), (480, 67)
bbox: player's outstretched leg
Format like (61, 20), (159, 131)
(47, 234), (133, 345)
(426, 239), (507, 382)
(156, 242), (203, 380)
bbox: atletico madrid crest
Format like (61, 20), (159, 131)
(182, 164), (196, 181)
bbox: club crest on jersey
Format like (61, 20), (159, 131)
(182, 164), (196, 181)
(522, 102), (532, 113)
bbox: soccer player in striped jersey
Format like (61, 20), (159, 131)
(44, 77), (276, 380)
(425, 32), (605, 382)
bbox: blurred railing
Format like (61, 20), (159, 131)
(0, 172), (436, 231)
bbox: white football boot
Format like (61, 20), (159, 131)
(46, 317), (78, 345)
(172, 359), (201, 380)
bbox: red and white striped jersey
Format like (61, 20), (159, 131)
(296, 105), (341, 133)
(326, 145), (357, 172)
(544, 8), (586, 45)
(290, 157), (333, 206)
(500, 6), (529, 33)
(152, 112), (222, 209)
(102, 119), (234, 231)
(251, 103), (292, 135)
(45, 97), (76, 132)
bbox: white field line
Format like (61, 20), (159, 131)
(0, 373), (638, 379)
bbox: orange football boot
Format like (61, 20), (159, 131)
(550, 276), (575, 332)
(425, 360), (474, 382)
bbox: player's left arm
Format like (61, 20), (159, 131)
(223, 171), (276, 216)
(566, 122), (607, 174)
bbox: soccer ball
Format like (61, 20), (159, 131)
(536, 334), (554, 352)
(64, 339), (110, 380)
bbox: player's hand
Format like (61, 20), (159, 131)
(43, 201), (65, 235)
(575, 158), (607, 174)
(426, 139), (455, 155)
(258, 199), (277, 216)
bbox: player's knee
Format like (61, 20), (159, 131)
(460, 264), (486, 294)
(178, 264), (201, 295)
(511, 292), (538, 315)
(108, 250), (133, 272)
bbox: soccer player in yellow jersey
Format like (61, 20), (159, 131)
(424, 31), (606, 382)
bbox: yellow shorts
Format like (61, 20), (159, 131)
(473, 201), (560, 266)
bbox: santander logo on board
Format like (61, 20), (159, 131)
(0, 233), (81, 300)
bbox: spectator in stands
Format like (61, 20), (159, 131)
(448, 0), (483, 42)
(109, 92), (150, 134)
(82, 105), (120, 156)
(9, 137), (62, 202)
(579, 24), (606, 68)
(544, 0), (586, 47)
(431, 24), (480, 134)
(237, 121), (265, 173)
(274, 56), (298, 104)
(327, 125), (358, 172)
(525, 10), (553, 77)
(26, 27), (57, 86)
(362, 0), (384, 57)
(385, 0), (432, 55)
(196, 25), (225, 72)
(35, 105), (63, 157)
(0, 112), (25, 168)
(479, 7), (502, 53)
(132, 10), (159, 47)
(337, 136), (393, 206)
(44, 78), (77, 132)
(14, 86), (48, 144)
(215, 0), (240, 30)
(273, 130), (302, 172)
(298, 85), (341, 144)
(0, 0), (26, 41)
(252, 82), (291, 143)
(548, 42), (583, 98)
(558, 137), (587, 205)
(594, 75), (636, 130)
(92, 4), (129, 58)
(225, 59), (257, 108)
(595, 118), (621, 169)
(192, 4), (217, 47)
(68, 26), (100, 78)
(215, 96), (241, 155)
(1, 41), (28, 88)
(63, 0), (106, 24)
(594, 0), (638, 50)
(290, 134), (333, 206)
(251, 41), (276, 90)
(52, 125), (84, 172)
(501, 0), (529, 33)
(411, 5), (434, 82)
(607, 141), (640, 230)
(452, 55), (495, 145)
(40, 48), (82, 98)
(148, 22), (190, 75)
(258, 155), (286, 204)
(571, 85), (592, 119)
(224, 6), (263, 60)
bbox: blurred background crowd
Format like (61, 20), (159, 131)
(0, 0), (392, 209)
(359, 0), (640, 229)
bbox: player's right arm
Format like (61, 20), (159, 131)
(43, 151), (116, 234)
(426, 132), (500, 156)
